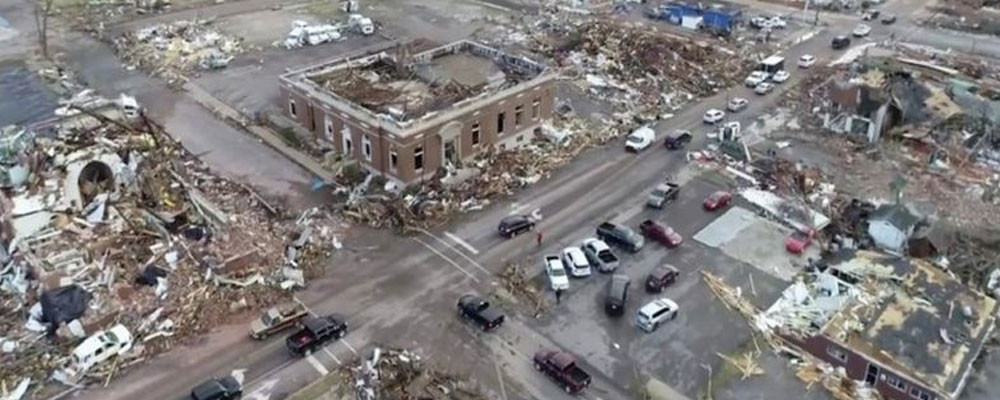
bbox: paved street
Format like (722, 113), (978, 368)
(6, 0), (1000, 399)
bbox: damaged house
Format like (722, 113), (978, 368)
(866, 203), (924, 255)
(824, 58), (965, 143)
(758, 250), (998, 400)
(279, 40), (557, 184)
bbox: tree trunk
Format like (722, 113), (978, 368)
(34, 0), (52, 59)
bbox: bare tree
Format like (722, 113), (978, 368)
(33, 0), (55, 59)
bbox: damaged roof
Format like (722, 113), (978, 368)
(819, 251), (998, 397)
(870, 203), (923, 231)
(280, 39), (554, 136)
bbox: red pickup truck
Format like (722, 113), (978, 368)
(639, 219), (683, 248)
(534, 349), (592, 394)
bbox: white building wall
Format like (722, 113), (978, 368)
(868, 220), (906, 253)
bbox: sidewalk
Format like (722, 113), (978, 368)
(183, 81), (337, 183)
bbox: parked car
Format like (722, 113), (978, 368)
(881, 14), (896, 25)
(561, 247), (592, 278)
(727, 97), (749, 113)
(703, 108), (725, 124)
(646, 182), (679, 209)
(596, 221), (644, 252)
(73, 324), (133, 371)
(625, 126), (655, 152)
(798, 54), (816, 68)
(703, 191), (732, 211)
(769, 16), (786, 28)
(636, 298), (680, 333)
(533, 349), (592, 394)
(605, 274), (631, 316)
(831, 35), (851, 49)
(771, 70), (790, 83)
(852, 24), (871, 37)
(639, 219), (683, 248)
(190, 376), (242, 400)
(457, 294), (505, 331)
(285, 315), (348, 356)
(785, 229), (814, 254)
(749, 16), (768, 29)
(646, 264), (679, 292)
(663, 130), (693, 150)
(544, 255), (570, 291)
(744, 71), (768, 87)
(754, 82), (775, 95)
(862, 10), (880, 21)
(497, 215), (535, 238)
(249, 303), (308, 339)
(582, 238), (620, 272)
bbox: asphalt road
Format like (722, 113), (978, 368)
(40, 0), (1000, 399)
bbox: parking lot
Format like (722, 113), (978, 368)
(510, 170), (829, 398)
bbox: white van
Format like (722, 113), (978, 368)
(636, 299), (679, 332)
(625, 126), (655, 152)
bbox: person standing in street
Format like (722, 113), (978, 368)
(555, 288), (563, 305)
(536, 231), (543, 247)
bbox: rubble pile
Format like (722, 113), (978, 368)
(343, 118), (607, 230)
(347, 347), (487, 400)
(58, 0), (175, 32)
(0, 106), (337, 387)
(496, 263), (546, 317)
(555, 21), (753, 114)
(795, 361), (882, 400)
(945, 232), (1000, 293)
(112, 18), (245, 80)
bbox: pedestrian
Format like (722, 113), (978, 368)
(536, 231), (543, 247)
(555, 288), (563, 305)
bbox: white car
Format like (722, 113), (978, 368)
(754, 82), (775, 95)
(636, 298), (679, 332)
(561, 247), (592, 278)
(853, 24), (871, 37)
(769, 16), (786, 29)
(771, 70), (791, 83)
(625, 126), (655, 152)
(798, 54), (816, 68)
(744, 71), (768, 87)
(544, 255), (570, 291)
(727, 97), (749, 113)
(73, 324), (134, 370)
(703, 109), (725, 124)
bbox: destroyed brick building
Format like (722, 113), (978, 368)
(279, 40), (557, 184)
(758, 250), (998, 400)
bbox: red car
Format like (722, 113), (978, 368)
(639, 219), (683, 248)
(785, 230), (814, 254)
(703, 191), (732, 211)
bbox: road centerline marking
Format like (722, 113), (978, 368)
(444, 231), (480, 255)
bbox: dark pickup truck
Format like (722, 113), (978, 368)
(285, 315), (348, 356)
(646, 182), (679, 208)
(190, 376), (242, 400)
(457, 294), (505, 331)
(596, 222), (644, 253)
(533, 349), (592, 394)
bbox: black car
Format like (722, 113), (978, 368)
(498, 215), (535, 238)
(663, 130), (693, 150)
(831, 35), (851, 50)
(881, 15), (896, 25)
(596, 222), (644, 252)
(604, 274), (630, 316)
(458, 294), (505, 331)
(191, 376), (242, 400)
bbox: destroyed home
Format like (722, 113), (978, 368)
(279, 40), (557, 184)
(0, 98), (333, 386)
(758, 250), (998, 400)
